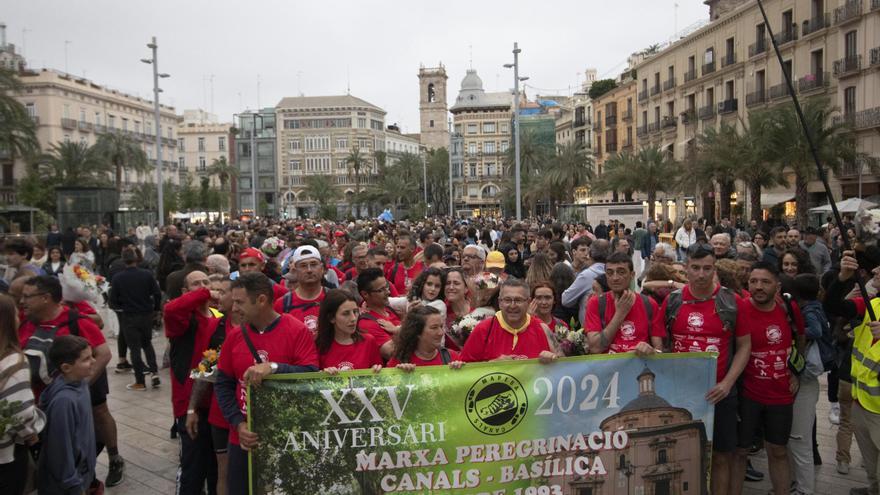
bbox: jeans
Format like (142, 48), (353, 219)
(837, 380), (854, 464)
(117, 328), (127, 361)
(118, 312), (157, 385)
(175, 413), (217, 495)
(853, 402), (880, 495)
(788, 375), (819, 494)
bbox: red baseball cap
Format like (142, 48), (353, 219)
(240, 247), (265, 263)
(334, 231), (346, 237)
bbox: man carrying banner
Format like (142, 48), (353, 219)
(661, 243), (751, 495)
(584, 252), (663, 355)
(215, 272), (319, 495)
(731, 262), (804, 495)
(460, 278), (559, 363)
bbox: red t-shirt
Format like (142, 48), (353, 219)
(460, 316), (552, 362)
(18, 306), (106, 399)
(217, 314), (318, 445)
(661, 285), (748, 384)
(318, 333), (383, 371)
(585, 293), (664, 353)
(387, 348), (460, 367)
(384, 260), (425, 295)
(272, 288), (325, 336)
(357, 308), (401, 346)
(738, 297), (803, 405)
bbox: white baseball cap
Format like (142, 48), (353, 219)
(292, 245), (321, 265)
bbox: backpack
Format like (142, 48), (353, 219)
(281, 291), (322, 315)
(779, 293), (806, 376)
(798, 299), (836, 373)
(598, 292), (654, 337)
(663, 287), (737, 370)
(24, 307), (81, 385)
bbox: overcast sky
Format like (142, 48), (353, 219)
(5, 0), (708, 133)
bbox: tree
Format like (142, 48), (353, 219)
(587, 79), (618, 100)
(593, 146), (680, 221)
(345, 147), (367, 217)
(765, 96), (859, 226)
(0, 68), (39, 201)
(207, 155), (238, 213)
(502, 129), (551, 216)
(694, 124), (742, 221)
(542, 141), (594, 215)
(737, 110), (789, 222)
(425, 147), (450, 215)
(177, 176), (199, 211)
(36, 141), (110, 186)
(94, 132), (149, 204)
(304, 174), (340, 220)
(129, 180), (179, 215)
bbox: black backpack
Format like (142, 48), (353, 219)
(664, 287), (738, 371)
(24, 307), (81, 385)
(280, 291), (322, 315)
(597, 292), (654, 336)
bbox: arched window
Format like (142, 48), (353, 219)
(427, 83), (436, 103)
(481, 185), (499, 198)
(284, 191), (295, 203)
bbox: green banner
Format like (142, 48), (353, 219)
(248, 353), (717, 495)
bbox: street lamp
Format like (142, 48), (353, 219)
(504, 42), (525, 220)
(141, 36), (169, 226)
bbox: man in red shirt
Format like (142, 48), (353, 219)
(356, 267), (399, 359)
(661, 243), (751, 495)
(215, 272), (318, 495)
(344, 243), (369, 282)
(273, 245), (326, 335)
(731, 261), (804, 495)
(236, 248), (288, 300)
(585, 252), (663, 355)
(385, 231), (424, 295)
(460, 278), (559, 363)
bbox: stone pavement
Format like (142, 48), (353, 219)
(97, 333), (870, 495)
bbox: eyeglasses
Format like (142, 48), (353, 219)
(462, 254), (480, 260)
(21, 292), (47, 300)
(500, 297), (529, 305)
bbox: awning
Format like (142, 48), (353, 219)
(760, 191), (795, 208)
(809, 197), (877, 213)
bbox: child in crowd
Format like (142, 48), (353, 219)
(389, 267), (447, 321)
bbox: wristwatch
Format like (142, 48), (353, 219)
(269, 362), (279, 373)
(668, 279), (674, 288)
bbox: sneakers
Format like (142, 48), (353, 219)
(838, 461), (850, 474)
(105, 457), (125, 487)
(745, 460), (764, 482)
(126, 383), (146, 391)
(114, 361), (133, 374)
(829, 402), (841, 425)
(150, 373), (161, 389)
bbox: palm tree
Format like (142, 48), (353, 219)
(694, 123), (743, 220)
(207, 156), (238, 213)
(93, 132), (149, 204)
(304, 174), (340, 219)
(0, 68), (39, 193)
(36, 141), (110, 186)
(764, 97), (859, 226)
(503, 129), (551, 215)
(542, 142), (594, 215)
(345, 146), (367, 217)
(737, 110), (789, 222)
(593, 146), (680, 221)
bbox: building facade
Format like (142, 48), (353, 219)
(177, 110), (232, 189)
(7, 68), (180, 205)
(593, 79), (638, 198)
(450, 69), (512, 217)
(275, 95), (386, 218)
(633, 0), (880, 221)
(235, 109), (276, 217)
(0, 24), (26, 73)
(418, 65), (450, 150)
(385, 124), (423, 166)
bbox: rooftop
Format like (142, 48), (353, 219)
(276, 94), (385, 114)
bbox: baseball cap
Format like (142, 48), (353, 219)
(240, 247), (265, 263)
(292, 245), (322, 265)
(486, 251), (506, 269)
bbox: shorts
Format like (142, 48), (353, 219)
(211, 425), (230, 454)
(737, 395), (793, 447)
(89, 369), (109, 406)
(712, 392), (738, 453)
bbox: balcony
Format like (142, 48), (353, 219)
(661, 78), (676, 92)
(718, 99), (738, 114)
(772, 25), (798, 46)
(574, 118), (587, 127)
(606, 142), (618, 153)
(834, 0), (863, 25)
(698, 105), (716, 120)
(61, 118), (76, 129)
(684, 68), (697, 83)
(702, 61), (716, 76)
(835, 107), (880, 130)
(638, 89), (649, 102)
(871, 47), (880, 67)
(746, 89), (767, 107)
(78, 121), (92, 132)
(833, 55), (862, 77)
(874, 0), (880, 11)
(661, 115), (677, 129)
(647, 122), (661, 134)
(680, 109), (696, 125)
(650, 84), (661, 97)
(801, 13), (830, 36)
(622, 109), (633, 122)
(593, 120), (602, 131)
(798, 72), (830, 93)
(749, 38), (769, 58)
(605, 114), (617, 127)
(721, 53), (737, 68)
(636, 125), (648, 137)
(839, 159), (868, 178)
(29, 115), (40, 126)
(769, 82), (794, 100)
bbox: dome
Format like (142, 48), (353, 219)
(619, 393), (673, 413)
(460, 69), (484, 91)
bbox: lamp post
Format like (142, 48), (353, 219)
(421, 152), (428, 212)
(504, 42), (526, 220)
(141, 37), (169, 226)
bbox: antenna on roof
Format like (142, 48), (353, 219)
(256, 74), (261, 109)
(346, 66), (350, 95)
(469, 45), (473, 69)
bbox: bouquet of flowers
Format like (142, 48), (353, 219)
(60, 264), (107, 303)
(473, 272), (500, 290)
(556, 328), (588, 356)
(190, 348), (220, 383)
(448, 310), (493, 348)
(0, 399), (22, 437)
(261, 236), (285, 258)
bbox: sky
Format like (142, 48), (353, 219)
(4, 0), (709, 133)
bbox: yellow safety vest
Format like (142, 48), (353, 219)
(852, 298), (880, 414)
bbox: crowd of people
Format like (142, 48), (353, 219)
(0, 213), (878, 495)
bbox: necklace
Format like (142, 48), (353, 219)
(413, 348), (438, 361)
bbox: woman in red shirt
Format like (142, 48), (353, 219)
(388, 306), (463, 369)
(316, 289), (383, 374)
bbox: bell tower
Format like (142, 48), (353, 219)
(418, 64), (450, 150)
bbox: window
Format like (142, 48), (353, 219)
(134, 121), (140, 134)
(358, 117), (367, 128)
(755, 69), (766, 92)
(178, 138), (185, 151)
(337, 159), (347, 170)
(25, 103), (35, 118)
(167, 126), (173, 138)
(705, 47), (715, 64)
(484, 141), (496, 154)
(198, 137), (205, 152)
(304, 136), (330, 151)
(79, 108), (86, 123)
(63, 104), (70, 119)
(199, 156), (206, 171)
(468, 142), (477, 154)
(845, 30), (857, 59)
(658, 449), (668, 464)
(483, 122), (496, 133)
(240, 177), (252, 189)
(218, 136), (226, 152)
(178, 157), (186, 170)
(501, 140), (509, 152)
(289, 160), (301, 171)
(844, 86), (856, 115)
(122, 118), (129, 131)
(487, 163), (496, 176)
(427, 83), (436, 102)
(336, 137), (347, 149)
(469, 163), (477, 176)
(305, 157), (331, 173)
(429, 120), (434, 128)
(64, 134), (71, 143)
(357, 138), (369, 149)
(94, 112), (100, 126)
(289, 139), (301, 151)
(467, 123), (477, 134)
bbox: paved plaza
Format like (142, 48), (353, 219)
(96, 333), (870, 495)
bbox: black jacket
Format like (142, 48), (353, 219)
(109, 266), (162, 313)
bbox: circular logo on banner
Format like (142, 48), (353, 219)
(465, 373), (528, 435)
